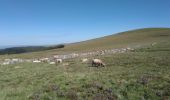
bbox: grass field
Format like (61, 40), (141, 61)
(0, 28), (170, 100)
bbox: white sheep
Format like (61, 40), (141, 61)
(92, 59), (105, 67)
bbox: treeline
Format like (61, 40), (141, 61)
(0, 44), (65, 55)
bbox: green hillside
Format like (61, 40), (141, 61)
(0, 28), (170, 59)
(62, 28), (170, 51)
(0, 28), (170, 100)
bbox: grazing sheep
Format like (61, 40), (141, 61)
(4, 59), (10, 61)
(62, 63), (69, 66)
(2, 62), (10, 65)
(40, 58), (49, 63)
(33, 60), (41, 63)
(49, 62), (55, 65)
(55, 59), (63, 63)
(54, 55), (59, 59)
(81, 58), (88, 63)
(11, 58), (20, 64)
(92, 59), (105, 67)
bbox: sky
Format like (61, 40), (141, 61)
(0, 0), (170, 46)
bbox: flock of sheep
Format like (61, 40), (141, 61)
(0, 47), (134, 67)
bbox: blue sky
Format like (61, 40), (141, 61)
(0, 0), (170, 46)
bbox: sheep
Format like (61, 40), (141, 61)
(2, 62), (10, 65)
(11, 58), (20, 64)
(33, 60), (41, 63)
(55, 59), (63, 63)
(4, 59), (10, 62)
(92, 59), (105, 67)
(40, 58), (50, 63)
(49, 62), (55, 65)
(81, 58), (88, 63)
(53, 55), (59, 59)
(62, 63), (69, 66)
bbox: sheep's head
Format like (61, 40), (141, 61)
(102, 63), (106, 67)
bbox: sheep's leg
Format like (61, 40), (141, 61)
(92, 62), (94, 67)
(97, 63), (100, 67)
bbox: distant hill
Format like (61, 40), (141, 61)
(59, 28), (170, 52)
(0, 28), (170, 58)
(0, 44), (65, 55)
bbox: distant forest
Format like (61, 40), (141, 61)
(0, 44), (65, 55)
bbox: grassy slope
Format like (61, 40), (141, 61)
(0, 28), (170, 59)
(0, 42), (170, 100)
(63, 28), (170, 51)
(0, 28), (170, 100)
